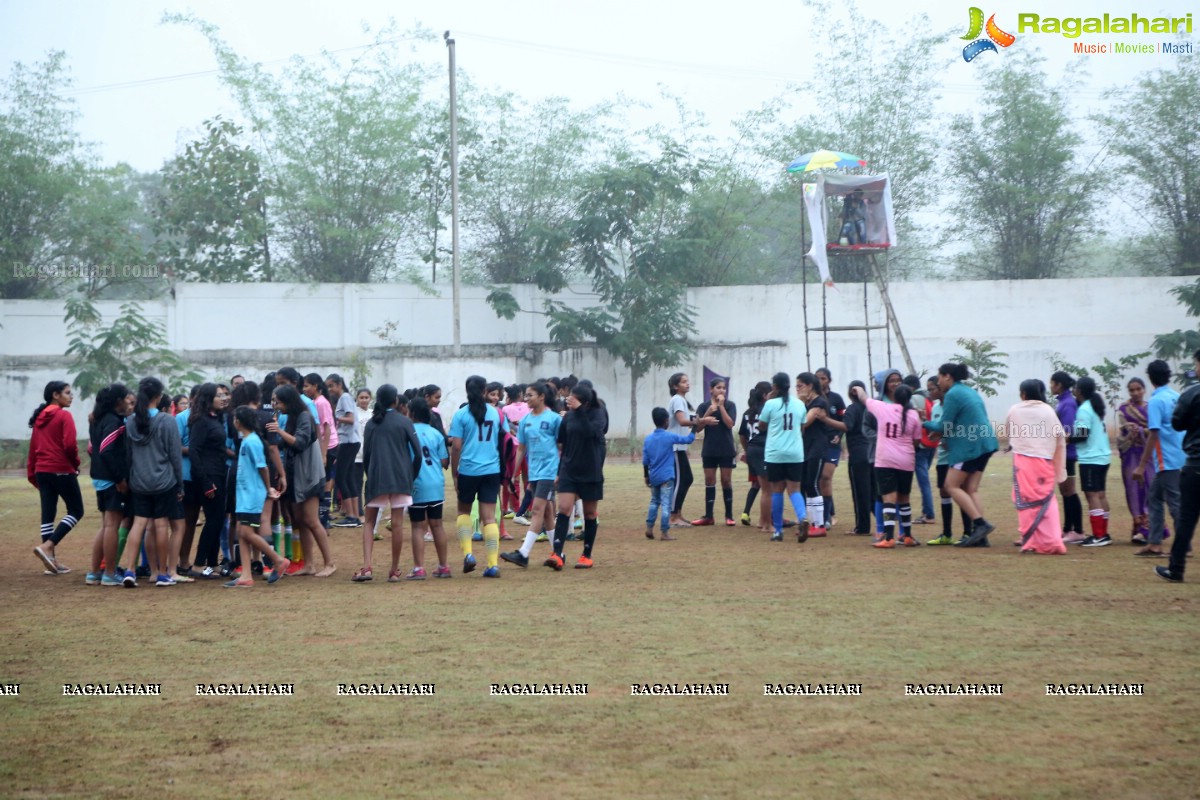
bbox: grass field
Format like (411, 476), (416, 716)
(1, 456), (1197, 800)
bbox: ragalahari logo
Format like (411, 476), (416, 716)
(960, 7), (1016, 61)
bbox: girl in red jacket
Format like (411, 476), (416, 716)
(28, 381), (83, 574)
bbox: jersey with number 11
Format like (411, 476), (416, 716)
(758, 396), (807, 464)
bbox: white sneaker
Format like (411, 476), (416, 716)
(513, 515), (530, 526)
(423, 532), (434, 542)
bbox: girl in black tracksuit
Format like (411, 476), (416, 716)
(189, 383), (230, 574)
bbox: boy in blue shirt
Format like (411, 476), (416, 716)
(643, 407), (695, 541)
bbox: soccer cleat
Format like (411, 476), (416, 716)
(85, 572), (101, 586)
(502, 511), (515, 520)
(957, 520), (995, 548)
(927, 534), (954, 546)
(482, 566), (500, 578)
(406, 567), (427, 580)
(1081, 535), (1112, 548)
(725, 518), (736, 527)
(1155, 565), (1183, 582)
(500, 550), (529, 568)
(874, 538), (896, 549)
(463, 553), (477, 574)
(770, 531), (783, 542)
(543, 553), (564, 571)
(513, 515), (531, 526)
(741, 513), (752, 526)
(535, 532), (549, 542)
(575, 556), (593, 569)
(433, 565), (453, 578)
(472, 531), (483, 542)
(691, 517), (715, 527)
(122, 569), (137, 588)
(808, 526), (827, 538)
(901, 536), (920, 547)
(795, 520), (810, 544)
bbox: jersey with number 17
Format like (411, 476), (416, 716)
(758, 396), (807, 464)
(448, 404), (502, 476)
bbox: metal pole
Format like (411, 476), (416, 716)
(821, 282), (828, 369)
(801, 182), (811, 371)
(445, 31), (462, 356)
(864, 279), (873, 380)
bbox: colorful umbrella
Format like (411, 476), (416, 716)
(786, 149), (866, 173)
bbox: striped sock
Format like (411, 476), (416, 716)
(40, 523), (53, 541)
(457, 515), (473, 557)
(899, 504), (912, 540)
(883, 503), (897, 541)
(483, 522), (499, 568)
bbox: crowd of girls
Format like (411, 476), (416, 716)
(27, 357), (1197, 586)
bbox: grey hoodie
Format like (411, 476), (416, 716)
(125, 410), (183, 495)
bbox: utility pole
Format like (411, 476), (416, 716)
(445, 31), (462, 355)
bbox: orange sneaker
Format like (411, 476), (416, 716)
(285, 560), (305, 575)
(575, 556), (593, 569)
(543, 553), (564, 571)
(874, 538), (895, 549)
(901, 536), (920, 547)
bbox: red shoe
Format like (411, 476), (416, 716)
(808, 526), (827, 538)
(285, 560), (306, 575)
(901, 536), (920, 547)
(874, 539), (895, 549)
(690, 517), (715, 527)
(575, 556), (593, 569)
(543, 554), (564, 571)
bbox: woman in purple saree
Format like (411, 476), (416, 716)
(1118, 378), (1153, 543)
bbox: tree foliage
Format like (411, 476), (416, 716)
(951, 337), (1008, 397)
(1152, 278), (1200, 384)
(154, 116), (270, 282)
(949, 55), (1098, 280)
(1096, 58), (1200, 276)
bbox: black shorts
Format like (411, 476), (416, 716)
(745, 446), (766, 480)
(875, 467), (914, 497)
(702, 455), (735, 470)
(457, 472), (501, 505)
(1065, 457), (1077, 478)
(528, 479), (556, 500)
(235, 512), (262, 528)
(765, 461), (804, 483)
(182, 480), (202, 506)
(951, 451), (993, 474)
(823, 444), (842, 466)
(96, 487), (129, 515)
(132, 489), (176, 519)
(408, 502), (444, 522)
(557, 478), (603, 501)
(1078, 463), (1109, 493)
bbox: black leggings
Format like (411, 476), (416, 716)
(194, 483), (227, 568)
(847, 460), (873, 534)
(335, 443), (360, 503)
(671, 451), (693, 514)
(801, 459), (823, 498)
(37, 473), (84, 544)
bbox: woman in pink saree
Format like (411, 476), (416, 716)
(1005, 379), (1067, 554)
(1117, 378), (1153, 543)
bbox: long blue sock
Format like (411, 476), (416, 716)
(789, 492), (806, 520)
(874, 500), (885, 534)
(771, 493), (784, 531)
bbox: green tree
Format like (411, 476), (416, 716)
(1096, 58), (1200, 276)
(0, 51), (87, 298)
(1152, 278), (1200, 384)
(154, 116), (270, 282)
(948, 54), (1098, 280)
(951, 338), (1008, 397)
(542, 147), (700, 446)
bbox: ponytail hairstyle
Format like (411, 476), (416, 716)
(571, 383), (597, 410)
(28, 380), (69, 428)
(938, 362), (970, 384)
(771, 371), (791, 408)
(189, 383), (218, 430)
(273, 384), (306, 436)
(848, 380), (866, 405)
(577, 378), (603, 407)
(133, 377), (165, 435)
(326, 373), (346, 396)
(668, 373), (693, 411)
(893, 385), (914, 434)
(747, 381), (772, 415)
(303, 372), (328, 401)
(409, 396), (432, 425)
(92, 382), (130, 422)
(796, 372), (820, 400)
(1076, 376), (1105, 419)
(1050, 371), (1076, 394)
(373, 384), (398, 425)
(1019, 379), (1047, 403)
(465, 375), (488, 426)
(233, 405), (260, 437)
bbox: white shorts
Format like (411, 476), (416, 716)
(366, 493), (413, 509)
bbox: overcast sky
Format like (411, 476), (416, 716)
(0, 0), (1193, 172)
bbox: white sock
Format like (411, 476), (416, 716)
(807, 497), (824, 527)
(519, 530), (538, 558)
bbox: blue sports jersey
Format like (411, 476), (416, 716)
(412, 422), (449, 504)
(759, 396), (806, 464)
(176, 408), (192, 481)
(518, 409), (562, 482)
(235, 432), (268, 514)
(448, 404), (502, 476)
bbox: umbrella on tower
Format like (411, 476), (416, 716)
(787, 149), (866, 172)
